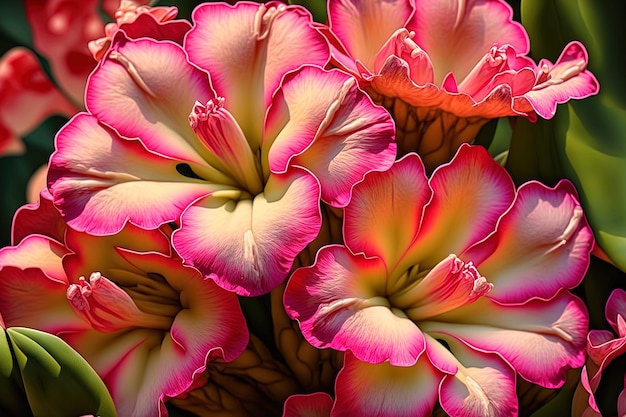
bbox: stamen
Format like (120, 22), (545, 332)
(253, 4), (287, 40)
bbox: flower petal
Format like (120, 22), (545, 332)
(285, 245), (425, 366)
(422, 334), (517, 417)
(266, 65), (396, 207)
(343, 153), (429, 267)
(521, 41), (600, 120)
(328, 0), (413, 71)
(282, 393), (333, 417)
(11, 189), (66, 245)
(173, 168), (321, 296)
(48, 113), (218, 234)
(464, 180), (593, 304)
(606, 288), (626, 334)
(333, 351), (441, 417)
(87, 33), (215, 166)
(405, 144), (515, 269)
(408, 0), (529, 83)
(185, 2), (329, 144)
(422, 293), (589, 388)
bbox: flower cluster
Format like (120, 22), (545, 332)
(1, 0), (620, 416)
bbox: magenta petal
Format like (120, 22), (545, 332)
(424, 293), (589, 389)
(328, 0), (413, 71)
(87, 33), (215, 165)
(522, 41), (600, 120)
(173, 168), (321, 296)
(11, 189), (65, 245)
(344, 153), (429, 266)
(606, 288), (626, 334)
(285, 245), (425, 366)
(266, 65), (396, 207)
(333, 351), (442, 417)
(48, 113), (216, 234)
(465, 180), (593, 304)
(406, 144), (515, 269)
(409, 0), (529, 83)
(185, 2), (329, 141)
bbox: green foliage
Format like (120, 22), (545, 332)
(1, 327), (116, 417)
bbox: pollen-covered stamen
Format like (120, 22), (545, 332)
(66, 272), (173, 332)
(390, 254), (493, 321)
(189, 98), (264, 195)
(253, 3), (287, 40)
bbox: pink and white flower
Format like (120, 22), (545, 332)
(321, 0), (599, 169)
(573, 288), (626, 417)
(48, 1), (396, 296)
(0, 191), (249, 417)
(284, 144), (593, 416)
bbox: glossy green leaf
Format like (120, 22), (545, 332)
(0, 328), (32, 416)
(508, 0), (626, 272)
(7, 327), (116, 417)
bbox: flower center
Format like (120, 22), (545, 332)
(66, 272), (176, 332)
(189, 98), (264, 195)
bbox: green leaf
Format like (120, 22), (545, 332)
(0, 328), (32, 416)
(508, 0), (626, 271)
(7, 327), (116, 417)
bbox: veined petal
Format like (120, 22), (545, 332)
(185, 2), (329, 145)
(282, 393), (333, 417)
(422, 293), (589, 389)
(434, 335), (518, 417)
(328, 0), (413, 71)
(173, 168), (321, 296)
(409, 0), (529, 83)
(521, 41), (600, 120)
(48, 113), (221, 234)
(266, 65), (396, 207)
(343, 153), (429, 267)
(464, 180), (593, 304)
(333, 351), (441, 417)
(87, 33), (215, 166)
(285, 245), (425, 366)
(404, 144), (515, 270)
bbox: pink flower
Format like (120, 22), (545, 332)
(0, 47), (77, 155)
(284, 144), (593, 416)
(48, 1), (396, 296)
(321, 0), (599, 169)
(573, 288), (626, 417)
(0, 191), (249, 417)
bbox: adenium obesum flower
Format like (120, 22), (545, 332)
(48, 1), (396, 296)
(284, 144), (593, 416)
(573, 288), (626, 417)
(0, 190), (249, 417)
(321, 0), (599, 170)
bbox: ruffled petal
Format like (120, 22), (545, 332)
(285, 245), (425, 366)
(422, 293), (589, 389)
(343, 153), (429, 267)
(185, 2), (329, 145)
(48, 113), (219, 234)
(435, 336), (518, 417)
(266, 65), (396, 207)
(173, 168), (321, 296)
(328, 0), (413, 71)
(521, 41), (600, 120)
(404, 144), (515, 269)
(86, 33), (216, 166)
(0, 236), (88, 333)
(464, 180), (593, 304)
(333, 351), (442, 417)
(11, 189), (66, 245)
(606, 288), (626, 334)
(408, 0), (529, 83)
